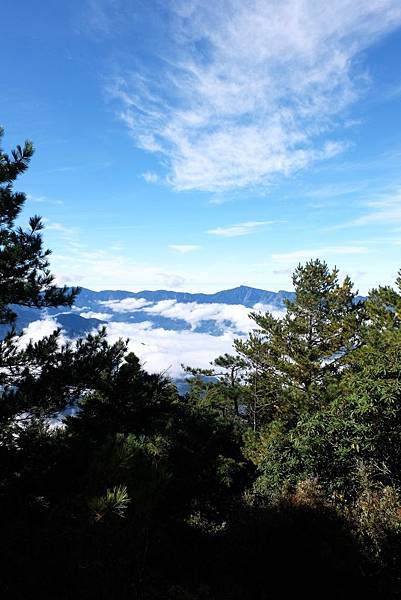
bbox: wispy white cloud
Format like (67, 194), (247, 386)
(142, 171), (159, 184)
(99, 298), (151, 312)
(207, 220), (272, 237)
(44, 221), (72, 233)
(27, 194), (64, 205)
(169, 244), (201, 253)
(78, 0), (138, 38)
(330, 188), (401, 229)
(272, 245), (369, 263)
(51, 242), (188, 292)
(109, 0), (401, 192)
(384, 81), (401, 100)
(80, 311), (113, 320)
(43, 220), (84, 250)
(157, 272), (186, 288)
(304, 181), (367, 199)
(350, 190), (401, 226)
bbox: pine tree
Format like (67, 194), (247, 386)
(183, 353), (247, 417)
(0, 127), (77, 325)
(235, 259), (364, 424)
(0, 127), (80, 418)
(253, 269), (401, 506)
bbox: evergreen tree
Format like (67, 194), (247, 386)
(0, 128), (77, 326)
(0, 127), (80, 420)
(235, 259), (364, 425)
(183, 353), (247, 418)
(248, 270), (401, 491)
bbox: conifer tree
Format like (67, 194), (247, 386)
(183, 353), (247, 417)
(253, 269), (401, 508)
(0, 127), (79, 418)
(0, 127), (77, 325)
(235, 259), (364, 422)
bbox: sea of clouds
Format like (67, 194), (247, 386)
(19, 298), (284, 378)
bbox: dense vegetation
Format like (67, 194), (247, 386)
(1, 130), (401, 598)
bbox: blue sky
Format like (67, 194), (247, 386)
(3, 0), (401, 294)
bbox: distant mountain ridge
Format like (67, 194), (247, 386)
(75, 285), (295, 309)
(1, 285), (365, 341)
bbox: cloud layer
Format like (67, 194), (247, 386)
(111, 0), (401, 192)
(19, 313), (246, 378)
(20, 298), (284, 377)
(207, 221), (272, 237)
(20, 316), (238, 379)
(93, 296), (284, 333)
(141, 299), (256, 332)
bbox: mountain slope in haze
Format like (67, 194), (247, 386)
(0, 285), (291, 338)
(1, 285), (366, 378)
(74, 285), (294, 309)
(1, 285), (366, 342)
